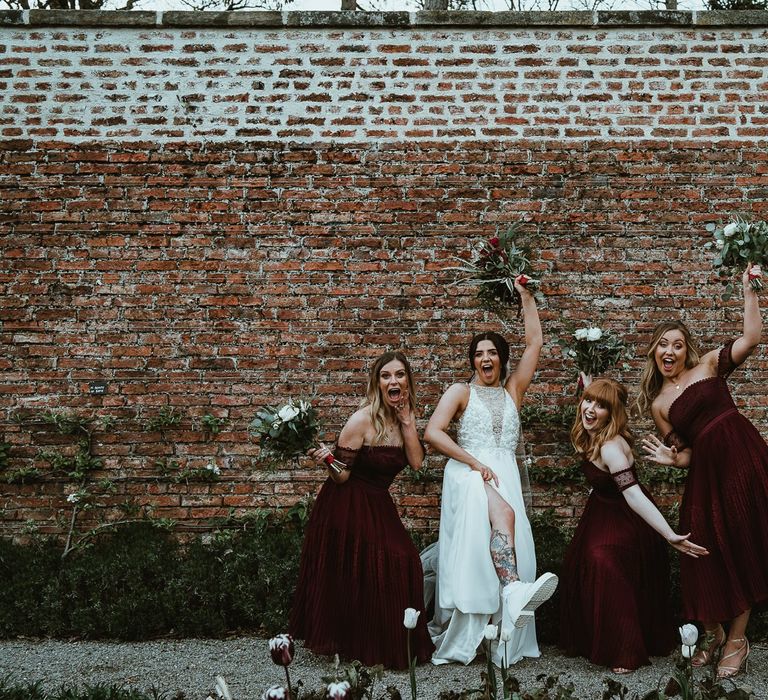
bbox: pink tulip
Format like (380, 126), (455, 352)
(268, 633), (294, 666)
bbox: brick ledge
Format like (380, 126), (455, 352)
(1, 8), (768, 29)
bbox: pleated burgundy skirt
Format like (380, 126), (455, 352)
(559, 462), (676, 670)
(289, 445), (434, 669)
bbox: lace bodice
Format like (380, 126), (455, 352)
(457, 384), (520, 453)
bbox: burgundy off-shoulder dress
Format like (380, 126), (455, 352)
(559, 461), (675, 670)
(289, 445), (434, 669)
(665, 342), (768, 622)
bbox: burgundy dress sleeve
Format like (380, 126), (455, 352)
(333, 445), (360, 469)
(611, 466), (639, 492)
(717, 340), (739, 379)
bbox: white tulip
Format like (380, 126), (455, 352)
(327, 681), (351, 699)
(574, 328), (589, 340)
(215, 676), (233, 700)
(403, 607), (420, 629)
(483, 624), (498, 640)
(679, 623), (699, 646)
(682, 643), (695, 659)
(500, 627), (513, 642)
(723, 222), (738, 237)
(261, 686), (286, 700)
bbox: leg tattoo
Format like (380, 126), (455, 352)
(490, 528), (519, 585)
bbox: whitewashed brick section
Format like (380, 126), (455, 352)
(1, 24), (768, 141)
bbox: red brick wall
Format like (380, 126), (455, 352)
(2, 11), (768, 537)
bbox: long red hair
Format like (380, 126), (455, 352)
(571, 378), (633, 462)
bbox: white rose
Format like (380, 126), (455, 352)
(206, 463), (221, 475)
(403, 608), (420, 629)
(66, 493), (79, 504)
(574, 328), (589, 340)
(587, 327), (603, 342)
(723, 222), (738, 237)
(714, 238), (724, 250)
(483, 624), (498, 640)
(278, 404), (299, 422)
(679, 623), (698, 646)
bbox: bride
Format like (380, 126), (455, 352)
(423, 277), (557, 667)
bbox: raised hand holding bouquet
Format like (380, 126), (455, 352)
(452, 224), (539, 315)
(250, 398), (347, 474)
(705, 217), (768, 300)
(559, 326), (626, 383)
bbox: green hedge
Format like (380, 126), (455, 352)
(0, 509), (305, 640)
(1, 510), (766, 643)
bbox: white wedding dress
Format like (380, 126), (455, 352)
(425, 383), (540, 667)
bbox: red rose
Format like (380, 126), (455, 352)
(517, 274), (530, 286)
(488, 236), (500, 248)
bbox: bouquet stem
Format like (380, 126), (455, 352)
(324, 454), (347, 475)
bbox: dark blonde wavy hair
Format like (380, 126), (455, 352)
(363, 351), (416, 444)
(635, 321), (700, 417)
(571, 378), (633, 462)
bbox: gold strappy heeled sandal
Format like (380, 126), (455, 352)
(691, 626), (725, 668)
(717, 637), (750, 679)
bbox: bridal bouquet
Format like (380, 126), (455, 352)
(452, 224), (539, 315)
(558, 326), (626, 378)
(705, 217), (768, 300)
(250, 398), (346, 473)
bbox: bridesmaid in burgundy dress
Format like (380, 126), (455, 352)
(560, 377), (707, 673)
(289, 351), (434, 670)
(640, 264), (768, 679)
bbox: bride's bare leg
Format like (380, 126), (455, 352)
(485, 483), (517, 585)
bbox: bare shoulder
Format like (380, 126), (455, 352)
(600, 436), (632, 472)
(443, 382), (470, 404)
(340, 408), (372, 441)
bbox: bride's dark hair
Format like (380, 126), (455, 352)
(468, 332), (510, 382)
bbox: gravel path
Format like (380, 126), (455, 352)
(2, 638), (767, 699)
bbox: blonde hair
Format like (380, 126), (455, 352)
(635, 322), (700, 417)
(571, 378), (633, 462)
(363, 351), (416, 444)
